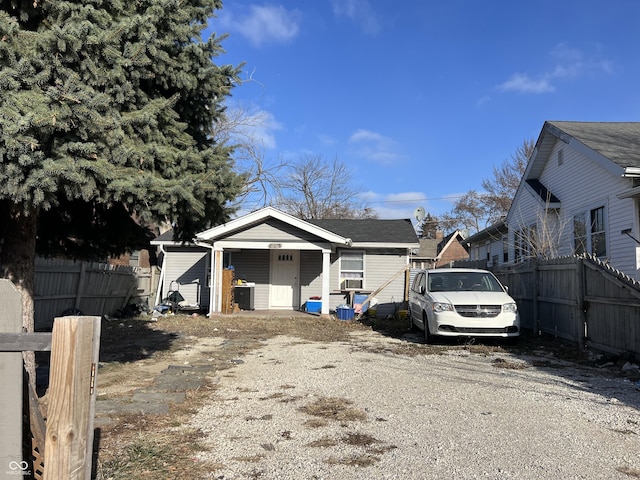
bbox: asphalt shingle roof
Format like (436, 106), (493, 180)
(307, 218), (418, 244)
(548, 121), (640, 169)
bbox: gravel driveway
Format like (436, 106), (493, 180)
(189, 330), (640, 480)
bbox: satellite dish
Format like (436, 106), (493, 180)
(414, 206), (426, 222)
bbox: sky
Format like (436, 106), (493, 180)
(204, 0), (640, 222)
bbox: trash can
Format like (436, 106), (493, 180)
(336, 306), (354, 320)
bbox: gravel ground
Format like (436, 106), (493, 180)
(189, 330), (640, 480)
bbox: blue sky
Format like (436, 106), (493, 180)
(206, 0), (640, 221)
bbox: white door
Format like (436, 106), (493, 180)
(270, 250), (299, 309)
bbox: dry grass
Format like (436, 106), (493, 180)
(298, 396), (367, 422)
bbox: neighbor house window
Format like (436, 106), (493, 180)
(514, 225), (536, 263)
(573, 213), (587, 255)
(340, 250), (364, 290)
(590, 206), (606, 257)
(502, 235), (508, 263)
(573, 206), (606, 257)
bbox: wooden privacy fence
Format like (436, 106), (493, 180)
(0, 280), (100, 480)
(34, 258), (142, 330)
(492, 255), (640, 357)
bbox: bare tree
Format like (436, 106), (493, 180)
(275, 155), (376, 220)
(439, 190), (489, 233)
(441, 139), (533, 234)
(481, 138), (533, 222)
(212, 106), (287, 209)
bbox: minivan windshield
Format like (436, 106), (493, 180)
(428, 272), (504, 292)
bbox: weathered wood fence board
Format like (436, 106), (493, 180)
(489, 255), (640, 358)
(0, 281), (24, 480)
(34, 258), (141, 330)
(0, 280), (101, 480)
(44, 315), (101, 480)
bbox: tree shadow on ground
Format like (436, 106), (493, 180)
(36, 317), (180, 394)
(98, 317), (181, 363)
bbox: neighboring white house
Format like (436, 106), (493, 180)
(151, 206), (419, 316)
(464, 221), (508, 267)
(469, 121), (640, 280)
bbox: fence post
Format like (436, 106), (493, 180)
(533, 261), (540, 334)
(43, 315), (101, 480)
(0, 280), (24, 480)
(576, 256), (586, 350)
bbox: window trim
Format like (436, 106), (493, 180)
(572, 204), (607, 258)
(339, 250), (365, 290)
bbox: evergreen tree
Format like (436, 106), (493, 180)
(0, 1), (242, 342)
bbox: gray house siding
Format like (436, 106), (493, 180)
(222, 218), (324, 243)
(231, 250), (270, 309)
(163, 246), (209, 307)
(324, 248), (408, 316)
(362, 249), (408, 316)
(300, 250), (323, 310)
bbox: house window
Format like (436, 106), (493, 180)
(590, 206), (606, 257)
(573, 206), (606, 257)
(573, 213), (587, 255)
(502, 235), (508, 263)
(340, 250), (364, 290)
(557, 149), (564, 166)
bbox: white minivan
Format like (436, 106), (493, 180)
(408, 268), (520, 342)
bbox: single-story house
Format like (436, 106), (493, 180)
(410, 231), (469, 269)
(151, 206), (419, 316)
(464, 220), (508, 267)
(468, 121), (640, 280)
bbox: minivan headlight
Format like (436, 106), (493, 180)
(432, 302), (454, 312)
(503, 303), (518, 313)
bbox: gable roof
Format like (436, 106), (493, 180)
(413, 230), (466, 260)
(546, 121), (640, 169)
(152, 206), (418, 248)
(509, 121), (640, 224)
(526, 121), (640, 180)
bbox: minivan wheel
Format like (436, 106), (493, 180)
(422, 312), (431, 343)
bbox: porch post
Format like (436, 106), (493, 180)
(209, 247), (223, 315)
(321, 250), (331, 315)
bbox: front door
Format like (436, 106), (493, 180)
(270, 250), (299, 309)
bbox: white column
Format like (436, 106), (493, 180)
(321, 250), (331, 315)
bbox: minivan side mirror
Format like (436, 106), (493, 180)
(419, 285), (425, 294)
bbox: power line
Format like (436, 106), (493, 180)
(363, 195), (466, 205)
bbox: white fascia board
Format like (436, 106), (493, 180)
(213, 239), (335, 252)
(350, 242), (419, 249)
(196, 206), (350, 245)
(150, 238), (194, 246)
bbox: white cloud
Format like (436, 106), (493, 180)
(225, 105), (283, 150)
(497, 43), (613, 94)
(498, 73), (555, 94)
(359, 191), (429, 220)
(219, 4), (301, 47)
(347, 129), (401, 165)
(331, 0), (381, 35)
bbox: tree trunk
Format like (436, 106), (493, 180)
(0, 205), (37, 388)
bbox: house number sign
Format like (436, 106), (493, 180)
(268, 243), (282, 249)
